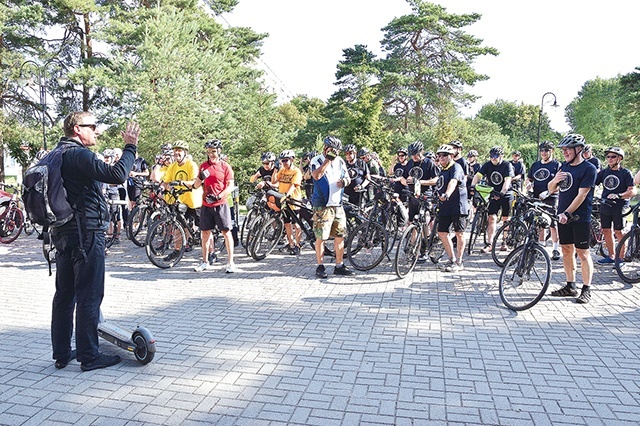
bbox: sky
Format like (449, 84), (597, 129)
(222, 0), (640, 133)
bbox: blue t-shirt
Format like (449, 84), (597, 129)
(310, 154), (348, 207)
(436, 162), (468, 216)
(528, 159), (561, 198)
(478, 160), (515, 194)
(557, 160), (597, 222)
(596, 167), (634, 213)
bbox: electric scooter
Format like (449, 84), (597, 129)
(97, 312), (156, 364)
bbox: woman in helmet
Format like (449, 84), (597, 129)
(548, 133), (598, 304)
(272, 149), (303, 255)
(526, 141), (562, 260)
(250, 152), (278, 190)
(471, 146), (514, 253)
(595, 147), (636, 264)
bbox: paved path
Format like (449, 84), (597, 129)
(1, 233), (639, 425)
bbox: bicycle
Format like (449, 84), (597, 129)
(614, 199), (640, 283)
(491, 189), (533, 267)
(105, 197), (127, 249)
(498, 201), (555, 311)
(126, 181), (164, 247)
(467, 184), (492, 255)
(0, 183), (25, 244)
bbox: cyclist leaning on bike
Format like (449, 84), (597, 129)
(389, 147), (410, 202)
(403, 141), (439, 222)
(272, 149), (304, 255)
(250, 152), (278, 190)
(343, 144), (370, 208)
(471, 146), (514, 254)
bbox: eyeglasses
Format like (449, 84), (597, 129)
(281, 158), (291, 163)
(437, 153), (450, 158)
(490, 155), (500, 159)
(540, 149), (551, 152)
(397, 153), (406, 157)
(78, 124), (97, 131)
(262, 162), (272, 165)
(606, 155), (619, 159)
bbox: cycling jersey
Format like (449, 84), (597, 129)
(528, 159), (561, 198)
(557, 160), (597, 222)
(596, 166), (634, 213)
(436, 162), (468, 216)
(310, 154), (347, 208)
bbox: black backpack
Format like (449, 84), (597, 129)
(23, 142), (77, 228)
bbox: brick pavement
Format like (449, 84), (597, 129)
(1, 233), (640, 425)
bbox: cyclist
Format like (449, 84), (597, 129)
(150, 144), (173, 183)
(510, 150), (527, 191)
(272, 149), (303, 255)
(301, 151), (316, 199)
(548, 134), (597, 304)
(471, 146), (514, 254)
(127, 152), (149, 211)
(191, 139), (236, 273)
(389, 147), (410, 202)
(435, 145), (468, 272)
(343, 144), (370, 207)
(450, 140), (469, 178)
(526, 141), (562, 260)
(595, 147), (636, 264)
(404, 141), (439, 220)
(359, 147), (382, 176)
(250, 152), (278, 190)
(582, 144), (601, 171)
(161, 140), (203, 259)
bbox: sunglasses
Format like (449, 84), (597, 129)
(78, 124), (97, 131)
(540, 149), (551, 152)
(262, 162), (272, 165)
(397, 153), (407, 157)
(281, 158), (291, 163)
(490, 155), (500, 159)
(606, 155), (619, 159)
(437, 153), (450, 158)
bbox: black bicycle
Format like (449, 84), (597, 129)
(614, 200), (640, 283)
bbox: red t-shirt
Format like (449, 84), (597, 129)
(199, 160), (234, 207)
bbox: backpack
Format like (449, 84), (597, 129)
(23, 142), (77, 228)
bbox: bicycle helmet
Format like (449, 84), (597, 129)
(583, 143), (592, 152)
(303, 151), (318, 160)
(424, 151), (435, 160)
(172, 140), (189, 151)
(489, 146), (504, 157)
(467, 150), (478, 157)
(604, 147), (625, 159)
(160, 143), (172, 151)
(436, 144), (456, 155)
(449, 140), (463, 149)
(204, 139), (222, 149)
(407, 141), (423, 156)
(279, 149), (295, 159)
(323, 135), (342, 150)
(261, 152), (276, 162)
(539, 141), (554, 150)
(358, 147), (370, 158)
(511, 150), (521, 156)
(344, 144), (357, 153)
(397, 147), (408, 155)
(557, 133), (585, 148)
(103, 148), (115, 158)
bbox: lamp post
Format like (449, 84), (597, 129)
(18, 59), (67, 152)
(537, 92), (558, 160)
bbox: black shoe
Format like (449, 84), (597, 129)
(550, 283), (578, 297)
(315, 264), (328, 279)
(208, 252), (217, 265)
(163, 250), (180, 262)
(55, 349), (77, 369)
(184, 245), (193, 253)
(80, 354), (121, 372)
(334, 264), (355, 276)
(576, 287), (592, 304)
(551, 250), (561, 261)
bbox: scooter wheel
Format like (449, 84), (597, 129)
(132, 330), (156, 364)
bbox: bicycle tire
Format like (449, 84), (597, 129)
(240, 208), (259, 248)
(0, 206), (24, 244)
(499, 244), (551, 311)
(467, 209), (486, 255)
(615, 228), (640, 284)
(394, 224), (421, 278)
(491, 220), (528, 267)
(427, 230), (445, 264)
(127, 205), (151, 247)
(245, 212), (268, 256)
(145, 218), (186, 269)
(346, 221), (388, 271)
(250, 216), (284, 261)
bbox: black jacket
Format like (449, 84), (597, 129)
(55, 137), (137, 233)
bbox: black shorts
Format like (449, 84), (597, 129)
(283, 208), (299, 225)
(437, 215), (468, 233)
(127, 184), (142, 203)
(600, 212), (624, 230)
(200, 204), (231, 231)
(488, 195), (512, 217)
(558, 221), (591, 249)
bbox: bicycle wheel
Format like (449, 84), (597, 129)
(240, 208), (259, 248)
(0, 206), (24, 244)
(127, 205), (151, 247)
(346, 221), (388, 271)
(394, 224), (421, 278)
(615, 229), (640, 284)
(428, 231), (445, 264)
(467, 209), (486, 255)
(499, 244), (551, 311)
(491, 220), (527, 267)
(145, 218), (186, 268)
(245, 213), (268, 256)
(384, 208), (402, 254)
(250, 216), (284, 261)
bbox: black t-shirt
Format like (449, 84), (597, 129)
(436, 162), (468, 216)
(344, 159), (369, 199)
(557, 160), (597, 222)
(405, 157), (439, 193)
(478, 160), (515, 194)
(392, 162), (410, 198)
(596, 166), (634, 213)
(257, 165), (277, 182)
(455, 157), (470, 177)
(528, 159), (561, 198)
(586, 156), (601, 171)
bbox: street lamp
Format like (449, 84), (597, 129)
(18, 59), (67, 152)
(537, 91), (558, 160)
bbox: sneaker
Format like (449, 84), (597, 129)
(194, 261), (211, 272)
(438, 259), (455, 270)
(288, 245), (300, 255)
(80, 353), (121, 372)
(208, 252), (217, 265)
(334, 264), (355, 276)
(480, 245), (491, 254)
(315, 264), (328, 279)
(416, 254), (428, 263)
(55, 349), (77, 369)
(551, 249), (561, 261)
(163, 250), (181, 262)
(550, 283), (578, 297)
(446, 261), (463, 272)
(225, 263), (238, 274)
(184, 245), (193, 253)
(576, 286), (591, 304)
(597, 256), (615, 264)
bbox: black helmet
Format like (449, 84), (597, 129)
(344, 144), (357, 153)
(489, 146), (504, 157)
(558, 134), (586, 148)
(449, 140), (463, 149)
(204, 139), (222, 149)
(357, 147), (370, 158)
(539, 141), (554, 150)
(323, 136), (342, 150)
(407, 141), (423, 156)
(303, 151), (318, 160)
(604, 147), (625, 159)
(261, 152), (276, 162)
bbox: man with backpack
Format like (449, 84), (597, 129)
(49, 112), (140, 371)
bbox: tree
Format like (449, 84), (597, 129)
(331, 44), (378, 104)
(342, 86), (391, 160)
(617, 67), (640, 143)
